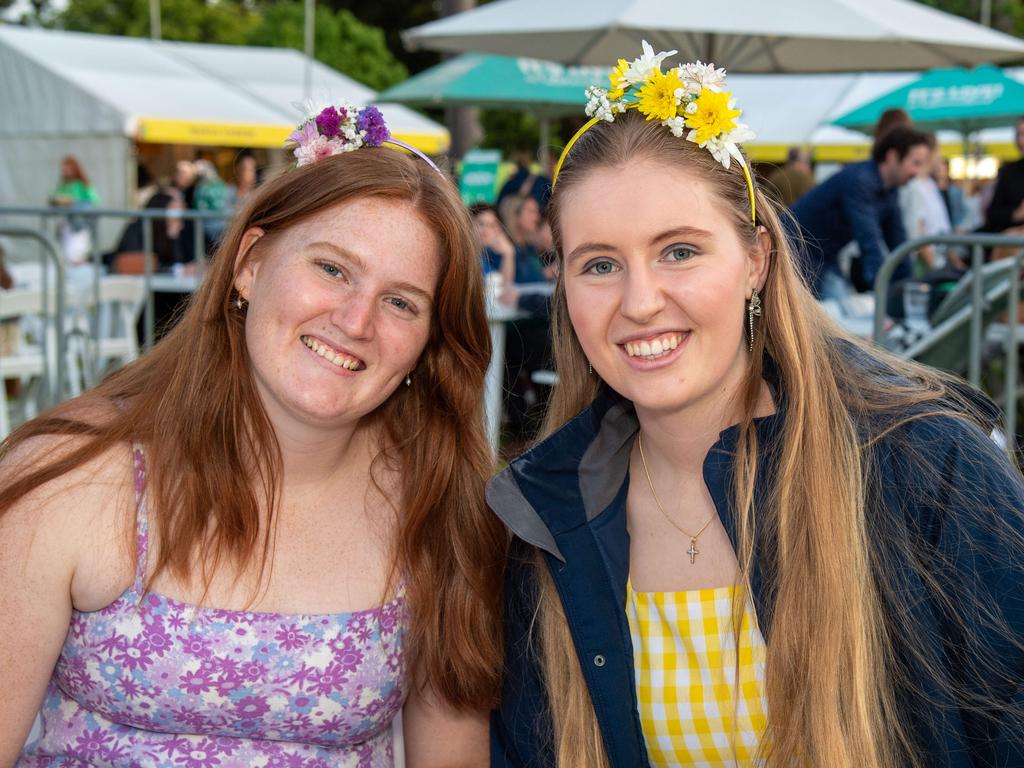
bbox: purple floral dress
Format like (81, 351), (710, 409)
(20, 448), (408, 767)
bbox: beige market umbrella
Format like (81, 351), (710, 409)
(404, 0), (1024, 72)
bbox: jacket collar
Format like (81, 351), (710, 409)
(487, 376), (788, 564)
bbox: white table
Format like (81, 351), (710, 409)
(484, 283), (554, 453)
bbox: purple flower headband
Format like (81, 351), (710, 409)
(286, 102), (442, 175)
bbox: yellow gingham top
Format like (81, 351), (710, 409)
(625, 580), (768, 766)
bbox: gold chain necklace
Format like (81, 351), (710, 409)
(637, 433), (716, 564)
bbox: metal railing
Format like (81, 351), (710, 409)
(0, 226), (66, 406)
(0, 205), (229, 348)
(872, 233), (1024, 441)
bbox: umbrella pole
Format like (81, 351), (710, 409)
(538, 116), (550, 171)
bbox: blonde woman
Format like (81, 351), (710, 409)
(487, 46), (1024, 767)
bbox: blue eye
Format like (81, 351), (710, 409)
(387, 296), (413, 312)
(318, 261), (343, 278)
(664, 246), (696, 263)
(584, 259), (619, 275)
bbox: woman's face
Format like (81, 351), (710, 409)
(560, 159), (766, 419)
(516, 197), (541, 236)
(235, 197), (440, 431)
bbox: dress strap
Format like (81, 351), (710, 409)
(130, 444), (150, 593)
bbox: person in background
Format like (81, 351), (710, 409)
(135, 163), (158, 208)
(3, 103), (504, 765)
(874, 107), (911, 141)
(790, 126), (933, 299)
(193, 159), (232, 250)
(496, 148), (552, 213)
(171, 161), (198, 264)
(764, 146), (814, 208)
(173, 160), (197, 210)
(469, 202), (516, 288)
(501, 194), (547, 286)
(983, 116), (1024, 234)
(900, 144), (953, 271)
(49, 156), (100, 267)
(229, 151), (259, 208)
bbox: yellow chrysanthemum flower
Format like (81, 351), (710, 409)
(685, 89), (741, 145)
(636, 68), (684, 122)
(608, 58), (630, 99)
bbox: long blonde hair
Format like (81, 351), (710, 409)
(534, 110), (1024, 766)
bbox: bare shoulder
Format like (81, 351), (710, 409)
(0, 412), (138, 611)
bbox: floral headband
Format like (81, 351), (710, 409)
(553, 42), (757, 223)
(286, 101), (443, 175)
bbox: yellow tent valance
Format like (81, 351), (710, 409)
(135, 117), (449, 155)
(746, 141), (1020, 165)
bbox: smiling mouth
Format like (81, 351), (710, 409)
(301, 335), (364, 371)
(622, 332), (686, 360)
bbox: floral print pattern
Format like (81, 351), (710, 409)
(20, 448), (408, 767)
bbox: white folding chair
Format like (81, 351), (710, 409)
(0, 288), (48, 438)
(78, 276), (146, 387)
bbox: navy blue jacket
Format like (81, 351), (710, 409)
(790, 160), (909, 295)
(487, 379), (1024, 767)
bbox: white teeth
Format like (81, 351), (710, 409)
(302, 335), (361, 371)
(623, 334), (684, 359)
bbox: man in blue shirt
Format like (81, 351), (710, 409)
(790, 126), (933, 299)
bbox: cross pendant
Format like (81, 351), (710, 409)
(687, 538), (699, 564)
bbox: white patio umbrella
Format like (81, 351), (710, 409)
(404, 0), (1024, 72)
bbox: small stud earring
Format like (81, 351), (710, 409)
(236, 295), (247, 311)
(405, 374), (411, 387)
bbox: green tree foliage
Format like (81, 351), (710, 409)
(916, 0), (1024, 37)
(247, 4), (408, 89)
(54, 0), (407, 89)
(59, 0), (257, 43)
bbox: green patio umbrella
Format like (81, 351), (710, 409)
(832, 65), (1024, 151)
(379, 53), (607, 164)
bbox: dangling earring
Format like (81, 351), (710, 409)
(235, 294), (247, 311)
(747, 287), (762, 353)
(405, 374), (411, 387)
(588, 361), (593, 375)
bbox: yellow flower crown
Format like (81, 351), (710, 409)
(553, 42), (757, 223)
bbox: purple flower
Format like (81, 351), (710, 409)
(180, 669), (215, 695)
(356, 106), (390, 146)
(240, 660), (265, 680)
(144, 625), (173, 656)
(73, 730), (114, 758)
(315, 106), (346, 139)
(275, 623), (310, 651)
(235, 694), (270, 719)
(119, 675), (144, 700)
(157, 735), (192, 757)
(311, 661), (349, 695)
(287, 120), (319, 148)
(115, 637), (154, 671)
(173, 738), (222, 768)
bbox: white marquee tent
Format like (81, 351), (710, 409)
(730, 68), (1023, 164)
(0, 25), (449, 246)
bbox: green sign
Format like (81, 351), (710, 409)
(459, 149), (502, 205)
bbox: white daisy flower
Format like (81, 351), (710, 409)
(624, 40), (677, 84)
(680, 60), (728, 95)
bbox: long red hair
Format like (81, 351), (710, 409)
(60, 155), (89, 185)
(0, 149), (506, 709)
